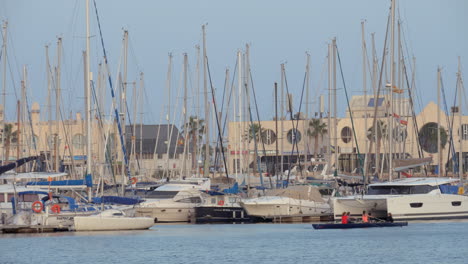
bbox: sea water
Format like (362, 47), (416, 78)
(0, 221), (467, 264)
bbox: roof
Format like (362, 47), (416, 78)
(369, 177), (458, 187)
(124, 124), (186, 155)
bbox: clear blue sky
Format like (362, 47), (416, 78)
(1, 0), (467, 124)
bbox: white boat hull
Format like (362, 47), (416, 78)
(135, 206), (194, 223)
(73, 216), (154, 231)
(241, 196), (331, 219)
(334, 194), (468, 220)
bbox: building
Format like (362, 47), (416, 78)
(227, 96), (467, 178)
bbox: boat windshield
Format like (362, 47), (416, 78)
(367, 185), (438, 195)
(144, 191), (179, 199)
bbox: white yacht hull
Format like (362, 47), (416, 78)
(334, 194), (468, 220)
(241, 196), (331, 219)
(135, 206), (194, 223)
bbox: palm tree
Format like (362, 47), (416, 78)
(307, 118), (327, 157)
(182, 116), (205, 171)
(0, 124), (14, 163)
(244, 123), (264, 143)
(367, 120), (387, 175)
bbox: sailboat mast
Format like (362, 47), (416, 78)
(238, 51), (243, 177)
(280, 64), (285, 177)
(332, 38), (338, 174)
(195, 45), (201, 176)
(1, 21), (7, 164)
(389, 0), (396, 181)
(85, 0), (92, 198)
(56, 37), (62, 172)
(182, 53), (188, 177)
(437, 67), (441, 177)
(458, 57), (463, 179)
(275, 82), (279, 181)
(361, 21), (368, 179)
(46, 45), (52, 171)
(202, 25), (210, 177)
(305, 53), (310, 163)
(327, 43), (332, 173)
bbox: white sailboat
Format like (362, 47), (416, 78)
(73, 209), (154, 231)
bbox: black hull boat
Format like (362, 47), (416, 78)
(195, 206), (251, 223)
(312, 222), (408, 229)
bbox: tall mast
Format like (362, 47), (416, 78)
(121, 30), (128, 189)
(280, 64), (285, 177)
(371, 32), (378, 168)
(195, 45), (201, 176)
(458, 57), (463, 179)
(237, 51), (243, 177)
(182, 53), (188, 177)
(139, 72), (144, 175)
(327, 43), (332, 173)
(275, 82), (279, 180)
(85, 0), (92, 198)
(333, 38), (338, 174)
(437, 67), (441, 177)
(1, 21), (7, 163)
(389, 0), (396, 181)
(202, 25), (210, 177)
(305, 53), (310, 162)
(46, 45), (52, 171)
(164, 54), (173, 179)
(361, 21), (368, 179)
(56, 37), (62, 172)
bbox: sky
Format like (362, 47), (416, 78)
(0, 0), (467, 126)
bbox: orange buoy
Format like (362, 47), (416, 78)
(32, 201), (43, 213)
(131, 177), (138, 185)
(51, 204), (61, 214)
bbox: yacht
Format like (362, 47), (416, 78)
(134, 178), (210, 223)
(195, 191), (250, 223)
(240, 185), (332, 221)
(73, 209), (154, 231)
(333, 177), (468, 221)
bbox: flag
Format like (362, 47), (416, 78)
(392, 86), (404, 94)
(393, 113), (407, 126)
(400, 120), (408, 126)
(401, 172), (412, 178)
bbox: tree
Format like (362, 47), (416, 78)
(367, 120), (387, 175)
(0, 124), (14, 163)
(307, 118), (328, 157)
(244, 123), (264, 143)
(182, 116), (205, 171)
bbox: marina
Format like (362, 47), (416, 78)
(0, 0), (467, 262)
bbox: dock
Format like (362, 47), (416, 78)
(0, 225), (71, 234)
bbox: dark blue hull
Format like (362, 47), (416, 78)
(312, 222), (408, 229)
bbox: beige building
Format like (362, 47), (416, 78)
(227, 96), (467, 178)
(0, 103), (191, 181)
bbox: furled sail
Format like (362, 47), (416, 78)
(393, 157), (432, 172)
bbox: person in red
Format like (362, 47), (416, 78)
(362, 210), (369, 223)
(341, 212), (348, 224)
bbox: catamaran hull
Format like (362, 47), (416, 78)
(334, 194), (468, 221)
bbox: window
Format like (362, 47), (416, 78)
(461, 124), (468, 140)
(452, 201), (462, 206)
(410, 203), (423, 208)
(368, 97), (385, 107)
(157, 154), (163, 159)
(287, 129), (302, 144)
(261, 129), (277, 145)
(341, 127), (352, 143)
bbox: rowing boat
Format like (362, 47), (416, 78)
(312, 222), (408, 229)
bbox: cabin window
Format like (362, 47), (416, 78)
(452, 201), (462, 206)
(211, 198), (216, 204)
(410, 203), (423, 208)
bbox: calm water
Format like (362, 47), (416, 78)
(1, 221), (467, 264)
